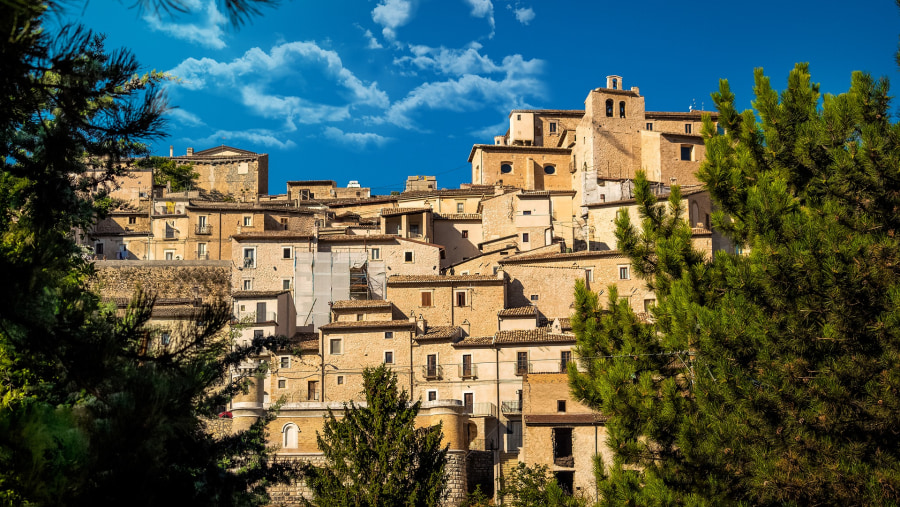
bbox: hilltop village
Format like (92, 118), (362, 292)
(83, 75), (726, 504)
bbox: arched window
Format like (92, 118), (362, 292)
(619, 101), (626, 118)
(691, 201), (700, 227)
(544, 165), (556, 175)
(283, 423), (299, 448)
(611, 78), (618, 89)
(605, 99), (613, 118)
(500, 163), (513, 174)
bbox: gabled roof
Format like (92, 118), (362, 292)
(452, 336), (495, 348)
(498, 306), (538, 317)
(494, 328), (575, 345)
(414, 326), (462, 342)
(319, 320), (415, 331)
(387, 274), (503, 285)
(188, 145), (261, 158)
(500, 249), (626, 264)
(232, 290), (290, 299)
(331, 300), (392, 310)
(380, 207), (432, 217)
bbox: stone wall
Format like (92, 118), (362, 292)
(466, 450), (494, 497)
(91, 260), (231, 302)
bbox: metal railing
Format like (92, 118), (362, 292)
(463, 402), (497, 418)
(197, 253), (209, 260)
(422, 364), (443, 380)
(501, 400), (522, 415)
(458, 363), (477, 379)
(195, 224), (212, 235)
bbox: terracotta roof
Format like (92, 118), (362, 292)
(150, 305), (202, 318)
(433, 213), (482, 220)
(387, 274), (502, 285)
(317, 234), (397, 243)
(331, 300), (392, 310)
(592, 87), (640, 97)
(498, 306), (537, 317)
(524, 414), (606, 425)
(232, 290), (290, 299)
(517, 190), (551, 198)
(297, 337), (319, 352)
(379, 207), (432, 217)
(494, 328), (575, 345)
(186, 202), (319, 212)
(453, 336), (495, 348)
(414, 326), (461, 341)
(584, 187), (707, 208)
(399, 188), (494, 198)
(645, 110), (718, 120)
(508, 109), (584, 116)
(500, 250), (626, 264)
(319, 319), (415, 331)
(232, 231), (314, 240)
(327, 196), (397, 207)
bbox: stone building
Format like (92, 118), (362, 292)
(173, 145), (269, 199)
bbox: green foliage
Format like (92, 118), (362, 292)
(459, 485), (493, 507)
(303, 365), (448, 507)
(138, 155), (199, 192)
(499, 463), (584, 507)
(0, 1), (300, 504)
(571, 63), (900, 505)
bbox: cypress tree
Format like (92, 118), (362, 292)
(570, 64), (900, 505)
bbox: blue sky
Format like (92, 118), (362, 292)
(61, 0), (899, 194)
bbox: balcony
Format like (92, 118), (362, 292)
(195, 224), (213, 235)
(463, 402), (497, 418)
(422, 364), (443, 380)
(458, 363), (477, 379)
(197, 253), (209, 260)
(501, 400), (522, 415)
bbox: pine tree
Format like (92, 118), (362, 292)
(570, 64), (900, 505)
(0, 2), (300, 504)
(304, 365), (448, 507)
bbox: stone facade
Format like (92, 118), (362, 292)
(90, 260), (231, 302)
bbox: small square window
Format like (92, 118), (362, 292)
(356, 314), (363, 321)
(530, 294), (539, 301)
(404, 251), (414, 263)
(242, 279), (252, 291)
(619, 265), (630, 280)
(685, 123), (692, 134)
(243, 216), (252, 227)
(330, 338), (343, 355)
(161, 332), (171, 345)
(337, 375), (344, 385)
(371, 248), (380, 260)
(457, 203), (464, 213)
(523, 210), (531, 216)
(645, 122), (653, 131)
(385, 331), (394, 339)
(557, 400), (566, 412)
(384, 351), (394, 364)
(283, 279), (292, 290)
(128, 216), (136, 224)
(461, 230), (468, 238)
(427, 390), (437, 401)
(278, 379), (286, 389)
(522, 233), (530, 243)
(280, 357), (290, 369)
(421, 291), (432, 307)
(283, 246), (292, 259)
(253, 330), (264, 340)
(681, 145), (693, 161)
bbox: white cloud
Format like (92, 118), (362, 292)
(470, 119), (510, 139)
(513, 7), (535, 25)
(394, 43), (542, 77)
(372, 0), (416, 40)
(363, 29), (383, 49)
(463, 0), (495, 36)
(323, 127), (392, 148)
(185, 129), (296, 150)
(166, 108), (206, 127)
(240, 87), (350, 131)
(143, 0), (228, 49)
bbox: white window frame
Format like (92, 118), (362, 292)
(164, 249), (175, 260)
(456, 202), (465, 213)
(282, 246), (293, 259)
(371, 247), (380, 260)
(243, 215), (252, 227)
(282, 278), (292, 291)
(618, 264), (630, 280)
(242, 278), (252, 291)
(384, 350), (394, 364)
(280, 356), (290, 369)
(426, 389), (438, 402)
(242, 247), (256, 268)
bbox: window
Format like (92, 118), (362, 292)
(283, 279), (292, 290)
(530, 294), (539, 302)
(681, 145), (693, 161)
(516, 351), (528, 375)
(425, 354), (438, 378)
(128, 216), (136, 224)
(278, 379), (286, 389)
(427, 390), (438, 401)
(329, 338), (342, 355)
(464, 392), (474, 412)
(619, 265), (630, 280)
(95, 242), (104, 255)
(585, 268), (594, 282)
(283, 246), (292, 259)
(355, 313), (363, 322)
(370, 248), (380, 260)
(198, 243), (207, 258)
(161, 332), (171, 346)
(410, 224), (420, 235)
(243, 216), (252, 227)
(516, 114), (521, 120)
(548, 121), (558, 134)
(283, 423), (299, 448)
(557, 400), (567, 412)
(280, 217), (288, 227)
(646, 122), (653, 131)
(384, 331), (394, 339)
(685, 123), (692, 134)
(461, 354), (474, 378)
(457, 202), (464, 213)
(164, 250), (174, 260)
(307, 381), (319, 401)
(280, 356), (290, 369)
(522, 233), (530, 243)
(544, 165), (555, 175)
(253, 330), (264, 340)
(384, 351), (394, 364)
(619, 101), (626, 118)
(507, 420), (523, 451)
(611, 77), (618, 89)
(605, 99), (613, 117)
(523, 210), (532, 216)
(552, 428), (574, 467)
(404, 251), (414, 263)
(337, 375), (344, 385)
(242, 247), (256, 268)
(461, 230), (469, 238)
(242, 279), (252, 291)
(420, 291), (432, 307)
(455, 290), (467, 307)
(560, 350), (572, 372)
(500, 163), (512, 174)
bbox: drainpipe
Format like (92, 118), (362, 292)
(493, 340), (501, 504)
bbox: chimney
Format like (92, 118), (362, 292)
(169, 145), (174, 157)
(416, 314), (427, 336)
(460, 319), (471, 337)
(186, 147), (193, 157)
